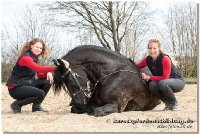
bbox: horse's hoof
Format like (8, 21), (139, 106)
(71, 105), (85, 114)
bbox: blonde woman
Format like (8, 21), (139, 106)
(6, 38), (56, 113)
(136, 39), (185, 111)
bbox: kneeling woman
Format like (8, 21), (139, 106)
(136, 39), (185, 111)
(6, 38), (56, 113)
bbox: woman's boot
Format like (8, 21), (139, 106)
(32, 84), (50, 112)
(10, 97), (38, 113)
(10, 101), (21, 113)
(32, 103), (48, 112)
(160, 90), (180, 111)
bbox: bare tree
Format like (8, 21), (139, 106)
(1, 4), (61, 82)
(42, 1), (153, 53)
(164, 2), (197, 77)
(121, 20), (152, 60)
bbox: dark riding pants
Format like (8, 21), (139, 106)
(8, 79), (51, 105)
(148, 78), (185, 105)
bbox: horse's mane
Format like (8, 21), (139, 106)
(61, 45), (96, 58)
(128, 58), (136, 65)
(62, 45), (125, 60)
(52, 67), (66, 95)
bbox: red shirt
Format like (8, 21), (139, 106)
(136, 56), (171, 81)
(8, 55), (56, 89)
(18, 56), (56, 78)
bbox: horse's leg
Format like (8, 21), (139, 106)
(91, 102), (118, 117)
(85, 105), (97, 115)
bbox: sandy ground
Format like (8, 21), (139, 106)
(1, 84), (198, 133)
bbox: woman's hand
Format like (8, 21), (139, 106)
(47, 72), (54, 84)
(141, 73), (150, 81)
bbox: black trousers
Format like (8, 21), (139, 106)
(9, 79), (51, 104)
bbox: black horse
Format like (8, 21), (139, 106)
(53, 45), (160, 116)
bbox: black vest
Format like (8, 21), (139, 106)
(146, 53), (182, 79)
(6, 51), (39, 87)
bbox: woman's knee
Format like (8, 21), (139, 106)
(158, 80), (170, 91)
(34, 89), (45, 100)
(149, 81), (159, 93)
(149, 81), (160, 95)
(31, 84), (49, 99)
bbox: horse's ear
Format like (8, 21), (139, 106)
(57, 59), (70, 69)
(53, 59), (60, 66)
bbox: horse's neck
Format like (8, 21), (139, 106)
(84, 64), (103, 82)
(68, 51), (135, 81)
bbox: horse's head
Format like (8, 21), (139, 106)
(53, 59), (90, 113)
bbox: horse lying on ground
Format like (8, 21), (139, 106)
(52, 45), (160, 116)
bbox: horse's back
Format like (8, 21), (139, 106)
(63, 45), (135, 70)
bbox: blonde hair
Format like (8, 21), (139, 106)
(147, 38), (178, 67)
(148, 39), (161, 50)
(19, 38), (49, 58)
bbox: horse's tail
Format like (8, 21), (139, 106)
(52, 67), (66, 95)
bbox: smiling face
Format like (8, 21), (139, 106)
(30, 42), (43, 55)
(148, 41), (160, 59)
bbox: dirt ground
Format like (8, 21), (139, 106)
(1, 84), (198, 133)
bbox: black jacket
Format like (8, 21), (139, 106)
(146, 53), (182, 79)
(6, 51), (39, 87)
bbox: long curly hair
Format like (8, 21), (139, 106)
(19, 38), (49, 58)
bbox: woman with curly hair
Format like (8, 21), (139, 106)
(6, 38), (56, 113)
